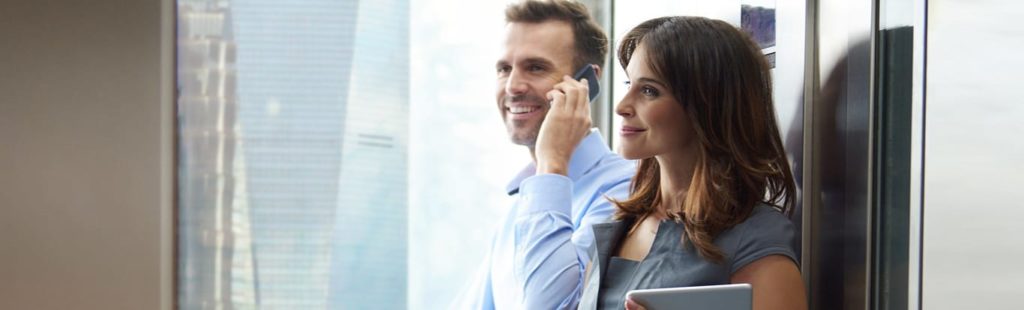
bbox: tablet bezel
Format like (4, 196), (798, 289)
(625, 283), (752, 310)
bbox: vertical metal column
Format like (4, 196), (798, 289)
(804, 0), (876, 308)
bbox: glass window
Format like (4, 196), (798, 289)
(407, 0), (528, 309)
(178, 0), (809, 307)
(177, 0), (613, 309)
(177, 0), (408, 308)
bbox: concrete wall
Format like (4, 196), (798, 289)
(0, 0), (173, 309)
(922, 0), (1024, 309)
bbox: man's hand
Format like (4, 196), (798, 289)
(536, 75), (592, 175)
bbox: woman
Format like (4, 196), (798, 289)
(576, 16), (806, 310)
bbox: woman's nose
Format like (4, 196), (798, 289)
(615, 99), (633, 118)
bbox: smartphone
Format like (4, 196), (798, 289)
(572, 64), (600, 102)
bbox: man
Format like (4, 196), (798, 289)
(455, 1), (635, 309)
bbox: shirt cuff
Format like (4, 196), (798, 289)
(516, 173), (573, 217)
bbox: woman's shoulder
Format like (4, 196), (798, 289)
(743, 204), (794, 229)
(728, 204), (796, 244)
(716, 204), (796, 248)
(722, 204), (799, 270)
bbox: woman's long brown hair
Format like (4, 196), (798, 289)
(613, 16), (795, 263)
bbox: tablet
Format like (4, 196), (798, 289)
(625, 283), (752, 310)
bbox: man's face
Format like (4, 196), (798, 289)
(495, 20), (576, 147)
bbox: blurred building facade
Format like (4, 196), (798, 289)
(178, 0), (408, 308)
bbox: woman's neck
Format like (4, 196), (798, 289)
(655, 148), (698, 215)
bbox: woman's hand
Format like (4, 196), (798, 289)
(535, 75), (592, 175)
(624, 297), (647, 310)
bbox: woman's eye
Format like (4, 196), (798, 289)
(641, 86), (659, 97)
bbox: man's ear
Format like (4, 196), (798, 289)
(591, 64), (603, 79)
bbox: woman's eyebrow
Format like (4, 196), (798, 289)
(635, 77), (668, 88)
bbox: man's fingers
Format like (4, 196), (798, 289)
(546, 90), (565, 109)
(561, 82), (578, 112)
(551, 76), (589, 111)
(577, 78), (591, 115)
(578, 78), (590, 102)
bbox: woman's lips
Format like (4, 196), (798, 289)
(620, 126), (646, 137)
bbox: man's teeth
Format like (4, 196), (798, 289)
(509, 106), (539, 114)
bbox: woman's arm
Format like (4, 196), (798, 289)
(731, 255), (807, 310)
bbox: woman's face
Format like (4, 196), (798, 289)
(615, 44), (697, 161)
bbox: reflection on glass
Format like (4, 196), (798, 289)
(177, 0), (409, 308)
(872, 0), (914, 305)
(176, 1), (251, 307)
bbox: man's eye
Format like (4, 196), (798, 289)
(497, 66), (511, 74)
(528, 65), (544, 72)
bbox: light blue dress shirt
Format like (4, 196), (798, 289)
(453, 130), (635, 310)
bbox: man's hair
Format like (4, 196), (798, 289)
(505, 0), (609, 70)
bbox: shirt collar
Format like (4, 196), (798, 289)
(505, 129), (610, 195)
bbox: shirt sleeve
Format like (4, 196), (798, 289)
(511, 173), (626, 309)
(729, 207), (800, 274)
